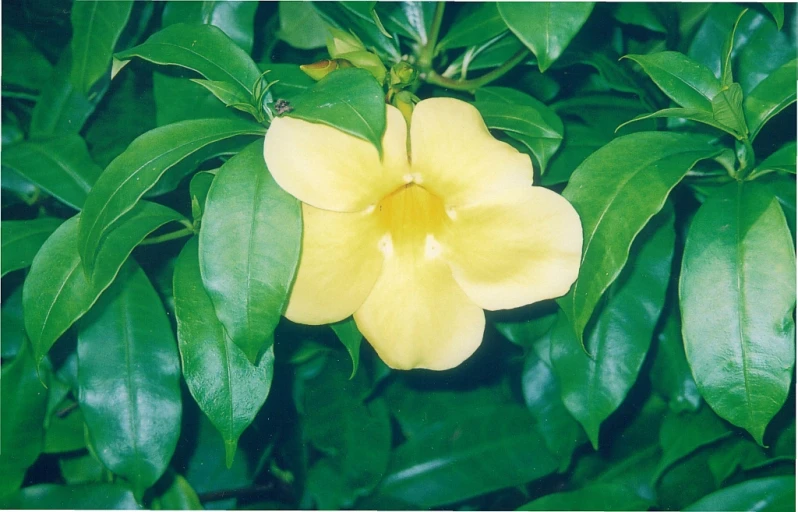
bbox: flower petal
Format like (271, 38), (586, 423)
(409, 98), (534, 206)
(285, 204), (384, 325)
(442, 186), (582, 311)
(264, 106), (409, 212)
(354, 255), (485, 370)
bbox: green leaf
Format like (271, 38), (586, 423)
(372, 404), (559, 508)
(553, 94), (651, 135)
(77, 118), (263, 274)
(764, 4), (785, 30)
(43, 399), (86, 454)
(265, 64), (316, 100)
(498, 3), (595, 72)
(616, 107), (744, 140)
(523, 334), (586, 470)
(70, 1), (133, 95)
(555, 51), (651, 104)
(287, 68), (386, 155)
(711, 82), (747, 137)
(0, 341), (49, 498)
(116, 23), (262, 98)
(623, 52), (721, 111)
(189, 170), (216, 222)
(743, 58), (797, 140)
(720, 9), (748, 87)
(330, 317), (362, 378)
(190, 79), (251, 110)
(613, 3), (667, 33)
(684, 476), (795, 511)
(749, 141), (796, 179)
(2, 135), (102, 210)
(558, 132), (721, 346)
(474, 87), (564, 171)
(438, 3), (507, 50)
(152, 471), (203, 510)
(30, 51), (99, 138)
(551, 205), (675, 448)
(654, 406), (733, 481)
(59, 452), (106, 485)
(445, 32), (526, 77)
(757, 174), (796, 241)
(680, 181), (796, 444)
(1, 218), (63, 277)
(77, 262), (182, 498)
(519, 483), (653, 511)
(174, 237), (274, 467)
(9, 484), (140, 509)
(376, 2), (435, 45)
(311, 2), (400, 62)
(650, 304), (702, 413)
(23, 203), (186, 368)
(707, 437), (769, 486)
(199, 141), (302, 363)
(277, 1), (328, 50)
(300, 356), (391, 508)
(2, 28), (53, 92)
(162, 1), (258, 53)
(543, 121), (612, 186)
(2, 287), (27, 359)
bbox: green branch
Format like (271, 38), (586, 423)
(423, 48), (529, 92)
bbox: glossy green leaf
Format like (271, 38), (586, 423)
(266, 64), (316, 100)
(749, 141), (796, 179)
(70, 1), (133, 94)
(743, 58), (797, 140)
(438, 3), (507, 50)
(720, 9), (749, 87)
(10, 483), (140, 510)
(623, 52), (721, 111)
(30, 52), (99, 138)
(543, 121), (612, 186)
(116, 23), (262, 98)
(445, 32), (527, 77)
(616, 107), (744, 139)
(551, 205), (675, 447)
(758, 174), (796, 241)
(475, 87), (564, 171)
(152, 472), (202, 510)
(77, 262), (182, 498)
(1, 218), (63, 277)
(707, 437), (769, 486)
(654, 406), (733, 481)
(330, 317), (362, 378)
(0, 341), (49, 498)
(614, 3), (667, 33)
(523, 334), (586, 470)
(77, 117), (263, 273)
(2, 135), (102, 210)
(162, 1), (258, 53)
(555, 51), (651, 104)
(190, 79), (251, 110)
(277, 1), (328, 50)
(311, 2), (400, 61)
(558, 132), (720, 346)
(684, 476), (795, 511)
(42, 399), (86, 454)
(300, 356), (391, 508)
(189, 170), (217, 222)
(287, 68), (386, 155)
(174, 237), (274, 467)
(373, 404), (558, 508)
(519, 483), (653, 511)
(711, 82), (747, 137)
(199, 140), (301, 362)
(680, 181), (796, 444)
(375, 2), (435, 45)
(59, 452), (106, 485)
(655, 448), (720, 511)
(764, 4), (785, 30)
(553, 94), (651, 135)
(2, 28), (53, 92)
(650, 304), (702, 413)
(23, 203), (186, 368)
(2, 287), (26, 359)
(498, 3), (595, 72)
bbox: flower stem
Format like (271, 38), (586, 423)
(423, 48), (529, 93)
(417, 2), (445, 71)
(139, 227), (194, 246)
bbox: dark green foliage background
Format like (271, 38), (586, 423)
(1, 1), (796, 510)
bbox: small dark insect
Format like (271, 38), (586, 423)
(274, 99), (293, 115)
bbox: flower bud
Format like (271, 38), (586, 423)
(300, 59), (353, 81)
(326, 28), (364, 59)
(391, 90), (418, 126)
(338, 51), (387, 85)
(390, 61), (418, 89)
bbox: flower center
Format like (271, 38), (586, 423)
(375, 183), (449, 258)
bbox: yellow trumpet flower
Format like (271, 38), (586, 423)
(264, 98), (582, 370)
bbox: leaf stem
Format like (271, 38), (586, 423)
(139, 227), (194, 246)
(417, 2), (445, 71)
(423, 48), (529, 93)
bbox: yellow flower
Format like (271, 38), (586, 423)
(264, 98), (582, 370)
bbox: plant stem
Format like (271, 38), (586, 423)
(423, 48), (529, 93)
(139, 227), (194, 246)
(417, 2), (445, 71)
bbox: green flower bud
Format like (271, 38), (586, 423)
(390, 61), (418, 89)
(338, 51), (387, 85)
(391, 90), (418, 126)
(326, 28), (364, 59)
(299, 59), (353, 81)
